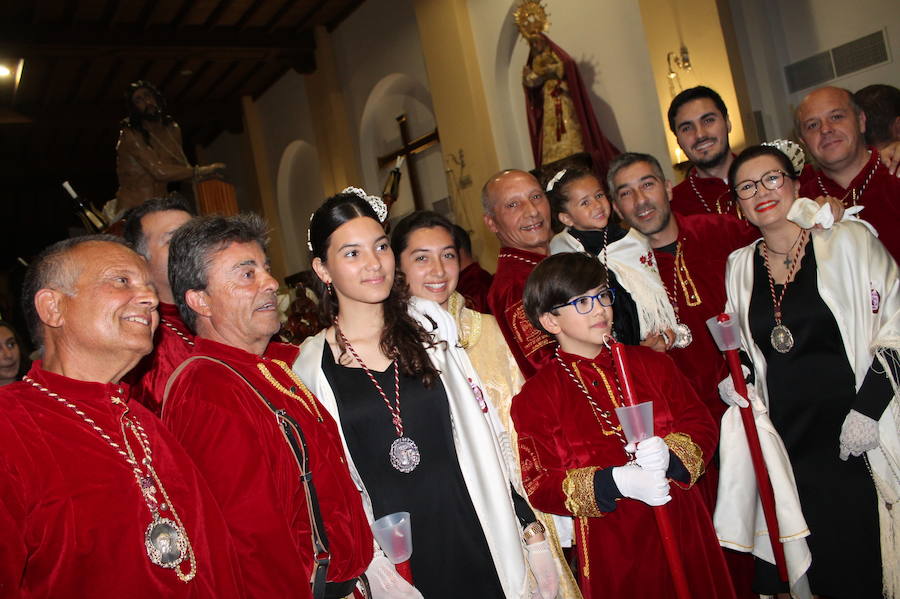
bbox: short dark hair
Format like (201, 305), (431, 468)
(524, 252), (608, 335)
(452, 225), (472, 256)
(390, 211), (458, 258)
(728, 144), (798, 200)
(122, 195), (195, 258)
(168, 213), (270, 331)
(667, 86), (729, 133)
(855, 84), (900, 147)
(606, 152), (666, 200)
(21, 235), (131, 346)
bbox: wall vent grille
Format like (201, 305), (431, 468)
(783, 29), (890, 93)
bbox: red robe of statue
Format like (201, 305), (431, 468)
(162, 338), (373, 597)
(127, 302), (194, 416)
(799, 147), (900, 263)
(0, 363), (243, 597)
(524, 34), (620, 174)
(487, 247), (554, 379)
(670, 167), (739, 217)
(456, 261), (494, 314)
(512, 346), (734, 599)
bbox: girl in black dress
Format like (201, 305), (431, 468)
(295, 190), (558, 599)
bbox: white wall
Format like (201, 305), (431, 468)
(466, 0), (673, 178)
(331, 0), (448, 215)
(729, 0), (900, 139)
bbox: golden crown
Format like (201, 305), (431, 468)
(513, 1), (549, 37)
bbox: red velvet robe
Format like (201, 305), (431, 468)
(799, 147), (900, 263)
(670, 167), (739, 217)
(511, 346), (733, 599)
(456, 261), (494, 314)
(654, 214), (759, 426)
(162, 338), (373, 597)
(127, 302), (195, 416)
(0, 363), (242, 598)
(487, 247), (554, 379)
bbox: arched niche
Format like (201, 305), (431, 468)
(491, 1), (625, 167)
(276, 140), (324, 276)
(358, 73), (449, 224)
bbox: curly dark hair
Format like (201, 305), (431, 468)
(309, 193), (440, 387)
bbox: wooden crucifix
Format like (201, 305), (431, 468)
(377, 114), (439, 211)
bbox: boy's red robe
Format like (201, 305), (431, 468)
(163, 338), (373, 597)
(512, 346), (735, 599)
(0, 363), (243, 597)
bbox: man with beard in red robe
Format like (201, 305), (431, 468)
(0, 236), (242, 597)
(667, 86), (740, 218)
(163, 214), (373, 598)
(123, 195), (195, 415)
(797, 86), (900, 263)
(484, 170), (555, 379)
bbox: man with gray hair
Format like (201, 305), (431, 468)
(482, 169), (554, 379)
(163, 214), (373, 598)
(0, 235), (241, 596)
(123, 194), (195, 414)
(797, 85), (900, 262)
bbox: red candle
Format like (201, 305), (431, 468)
(610, 341), (639, 407)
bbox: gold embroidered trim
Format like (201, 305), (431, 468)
(257, 359), (324, 422)
(664, 432), (705, 487)
(579, 516), (590, 578)
(675, 243), (702, 307)
(449, 292), (481, 349)
(563, 467), (603, 517)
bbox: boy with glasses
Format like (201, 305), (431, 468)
(510, 252), (734, 599)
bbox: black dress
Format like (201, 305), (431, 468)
(321, 345), (505, 599)
(748, 242), (882, 599)
(568, 225), (642, 345)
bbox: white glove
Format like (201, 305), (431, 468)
(839, 409), (880, 460)
(717, 365), (756, 408)
(525, 540), (559, 599)
(365, 554), (423, 599)
(612, 464), (671, 506)
(628, 436), (670, 472)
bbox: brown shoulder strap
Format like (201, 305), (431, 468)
(160, 354), (332, 597)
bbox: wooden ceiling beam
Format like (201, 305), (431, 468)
(0, 25), (316, 62)
(5, 101), (241, 128)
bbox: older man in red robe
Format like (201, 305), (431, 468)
(123, 195), (195, 415)
(163, 214), (373, 598)
(0, 235), (242, 597)
(484, 170), (555, 379)
(797, 86), (900, 262)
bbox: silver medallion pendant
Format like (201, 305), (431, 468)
(389, 436), (421, 473)
(145, 516), (187, 568)
(770, 324), (794, 353)
(673, 323), (693, 348)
